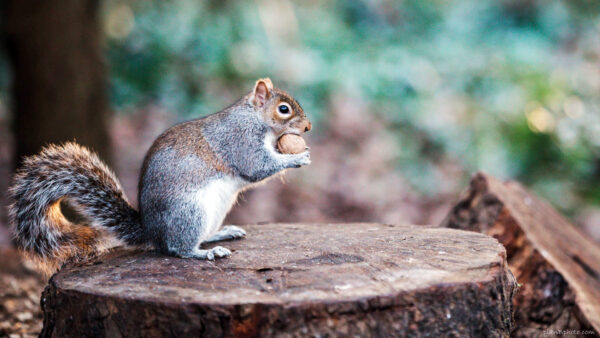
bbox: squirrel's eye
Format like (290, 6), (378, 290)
(278, 104), (290, 115)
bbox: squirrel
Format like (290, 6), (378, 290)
(8, 78), (311, 275)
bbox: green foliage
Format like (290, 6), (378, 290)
(105, 0), (600, 213)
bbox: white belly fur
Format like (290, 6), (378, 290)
(193, 176), (246, 240)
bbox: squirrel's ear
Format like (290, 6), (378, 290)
(250, 78), (273, 107)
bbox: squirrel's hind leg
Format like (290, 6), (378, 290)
(203, 225), (246, 244)
(148, 199), (232, 260)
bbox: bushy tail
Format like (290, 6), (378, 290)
(8, 143), (145, 275)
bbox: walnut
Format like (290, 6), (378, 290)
(277, 134), (306, 154)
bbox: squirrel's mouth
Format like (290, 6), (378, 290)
(279, 131), (300, 138)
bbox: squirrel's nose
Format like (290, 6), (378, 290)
(304, 122), (312, 132)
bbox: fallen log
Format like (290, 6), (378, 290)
(442, 172), (600, 336)
(41, 223), (516, 337)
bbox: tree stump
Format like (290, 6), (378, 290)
(442, 173), (600, 336)
(41, 223), (517, 337)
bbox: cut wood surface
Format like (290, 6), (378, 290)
(41, 223), (516, 337)
(442, 172), (600, 336)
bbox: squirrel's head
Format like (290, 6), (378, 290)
(247, 78), (312, 137)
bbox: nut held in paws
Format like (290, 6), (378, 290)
(277, 134), (306, 154)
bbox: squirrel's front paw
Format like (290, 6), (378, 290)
(291, 150), (311, 167)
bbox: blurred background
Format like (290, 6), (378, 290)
(1, 0), (600, 243)
(1, 0), (600, 334)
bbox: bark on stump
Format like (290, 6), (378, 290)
(442, 173), (600, 336)
(41, 223), (517, 337)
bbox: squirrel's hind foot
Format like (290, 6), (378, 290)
(203, 225), (246, 244)
(190, 246), (231, 260)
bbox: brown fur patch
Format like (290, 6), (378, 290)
(46, 199), (69, 230)
(39, 199), (103, 276)
(21, 251), (60, 277)
(259, 88), (311, 136)
(69, 226), (101, 256)
(272, 89), (304, 117)
(141, 117), (232, 178)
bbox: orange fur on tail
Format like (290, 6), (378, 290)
(9, 143), (143, 277)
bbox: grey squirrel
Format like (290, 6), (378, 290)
(8, 78), (312, 275)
